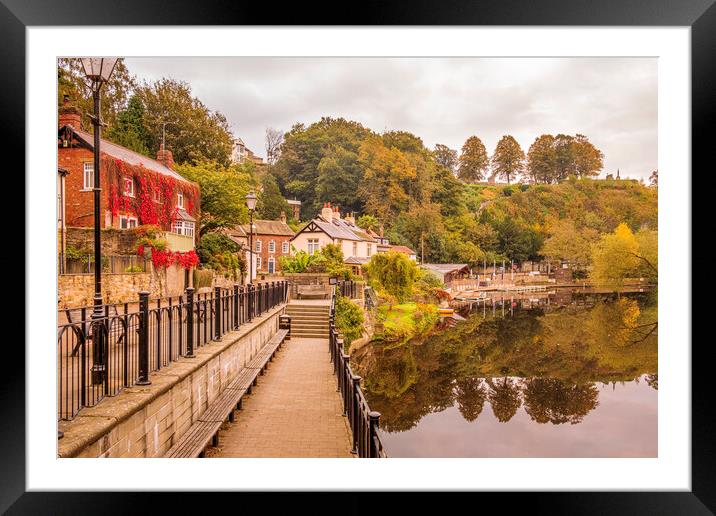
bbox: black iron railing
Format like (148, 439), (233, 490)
(329, 282), (386, 458)
(58, 280), (289, 422)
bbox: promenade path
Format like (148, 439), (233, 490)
(205, 335), (354, 458)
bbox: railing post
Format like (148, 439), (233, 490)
(185, 287), (195, 358)
(239, 285), (245, 325)
(341, 351), (350, 415)
(137, 291), (151, 385)
(233, 284), (239, 330)
(351, 375), (361, 454)
(248, 283), (254, 320)
(214, 286), (222, 340)
(368, 411), (381, 458)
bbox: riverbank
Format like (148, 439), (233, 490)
(370, 302), (439, 345)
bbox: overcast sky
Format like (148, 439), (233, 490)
(125, 57), (657, 179)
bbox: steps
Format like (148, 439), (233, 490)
(285, 303), (330, 339)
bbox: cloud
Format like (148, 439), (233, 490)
(125, 57), (657, 179)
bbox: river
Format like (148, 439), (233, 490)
(351, 289), (657, 457)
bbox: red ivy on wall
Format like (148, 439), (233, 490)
(104, 155), (200, 230)
(138, 245), (200, 270)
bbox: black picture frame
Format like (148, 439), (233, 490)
(4, 0), (709, 513)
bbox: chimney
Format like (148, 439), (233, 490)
(321, 202), (333, 222)
(58, 95), (81, 130)
(280, 211), (286, 223)
(157, 142), (174, 170)
(344, 211), (355, 225)
(333, 206), (341, 220)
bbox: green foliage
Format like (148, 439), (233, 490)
(175, 160), (254, 234)
(106, 95), (151, 155)
(335, 294), (365, 347)
(278, 249), (322, 273)
(375, 302), (438, 344)
(364, 252), (420, 303)
(433, 144), (458, 172)
(257, 173), (290, 220)
(356, 214), (380, 232)
(527, 133), (604, 184)
(458, 136), (489, 182)
(124, 265), (144, 273)
(491, 135), (525, 184)
(590, 223), (657, 289)
(135, 78), (233, 166)
(197, 232), (242, 274)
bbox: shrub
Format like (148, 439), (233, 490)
(193, 268), (213, 290)
(363, 251), (419, 303)
(124, 265), (143, 273)
(335, 294), (364, 348)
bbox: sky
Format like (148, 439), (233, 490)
(125, 57), (657, 180)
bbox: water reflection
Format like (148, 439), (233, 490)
(351, 290), (657, 457)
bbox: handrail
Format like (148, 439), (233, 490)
(58, 280), (290, 422)
(329, 282), (386, 458)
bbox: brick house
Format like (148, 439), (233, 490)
(237, 213), (295, 274)
(57, 97), (200, 252)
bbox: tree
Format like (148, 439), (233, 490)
(527, 134), (556, 184)
(541, 219), (594, 271)
(174, 160), (253, 234)
(106, 94), (150, 155)
(455, 377), (488, 422)
(523, 378), (599, 425)
(265, 127), (284, 166)
(572, 134), (604, 178)
(316, 146), (363, 212)
(257, 173), (290, 220)
(649, 170), (658, 187)
(356, 214), (380, 232)
(486, 377), (522, 423)
(364, 251), (420, 303)
(589, 223), (641, 290)
(135, 78), (233, 166)
(552, 134), (577, 182)
(491, 135), (525, 184)
(495, 218), (542, 263)
(458, 136), (489, 183)
(634, 228), (658, 282)
(433, 144), (458, 172)
(58, 57), (136, 134)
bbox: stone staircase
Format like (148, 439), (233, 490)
(285, 303), (331, 339)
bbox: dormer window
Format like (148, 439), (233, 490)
(177, 192), (184, 209)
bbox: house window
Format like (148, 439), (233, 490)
(119, 215), (138, 230)
(282, 241), (289, 254)
(123, 177), (134, 197)
(255, 240), (262, 253)
(173, 221), (195, 238)
(268, 240), (275, 253)
(352, 242), (358, 256)
(268, 256), (275, 273)
(256, 256), (262, 270)
(152, 189), (162, 203)
(177, 192), (184, 209)
(367, 243), (372, 257)
(307, 238), (320, 255)
(83, 163), (93, 190)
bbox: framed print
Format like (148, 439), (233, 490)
(4, 0), (711, 512)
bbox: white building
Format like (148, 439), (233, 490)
(291, 202), (378, 274)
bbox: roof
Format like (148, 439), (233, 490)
(64, 126), (191, 184)
(240, 219), (295, 237)
(175, 209), (196, 222)
(389, 245), (416, 255)
(344, 256), (371, 265)
(420, 263), (470, 274)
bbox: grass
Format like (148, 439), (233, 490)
(377, 302), (439, 344)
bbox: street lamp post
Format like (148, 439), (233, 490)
(245, 192), (257, 284)
(80, 58), (119, 385)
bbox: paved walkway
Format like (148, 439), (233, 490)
(205, 337), (353, 458)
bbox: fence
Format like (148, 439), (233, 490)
(328, 282), (386, 458)
(64, 254), (149, 274)
(57, 280), (289, 422)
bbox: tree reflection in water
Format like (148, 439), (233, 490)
(352, 292), (657, 433)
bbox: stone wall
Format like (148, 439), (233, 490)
(58, 264), (191, 309)
(66, 226), (140, 255)
(58, 305), (284, 458)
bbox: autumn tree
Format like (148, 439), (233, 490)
(523, 378), (599, 425)
(589, 223), (641, 290)
(356, 214), (380, 232)
(455, 377), (488, 422)
(491, 135), (525, 184)
(486, 377), (522, 423)
(572, 134), (604, 178)
(433, 144), (458, 172)
(541, 219), (595, 273)
(649, 170), (658, 187)
(135, 78), (233, 166)
(364, 251), (420, 303)
(458, 136), (490, 183)
(527, 134), (556, 184)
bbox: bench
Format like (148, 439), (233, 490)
(164, 329), (290, 458)
(297, 284), (331, 300)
